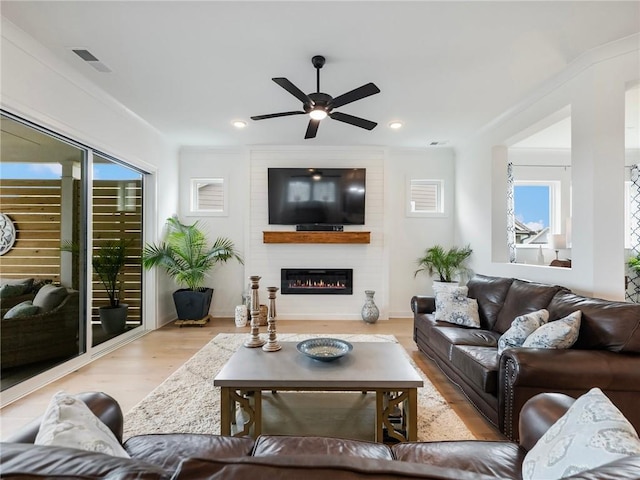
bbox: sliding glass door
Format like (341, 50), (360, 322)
(0, 111), (147, 392)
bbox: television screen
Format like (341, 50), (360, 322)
(268, 168), (366, 225)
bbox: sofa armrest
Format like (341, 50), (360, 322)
(5, 391), (124, 444)
(517, 392), (575, 451)
(499, 349), (640, 441)
(411, 296), (435, 315)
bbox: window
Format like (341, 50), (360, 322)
(407, 179), (444, 216)
(514, 181), (560, 245)
(190, 177), (227, 215)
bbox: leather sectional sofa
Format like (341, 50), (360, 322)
(412, 273), (640, 441)
(2, 391), (639, 479)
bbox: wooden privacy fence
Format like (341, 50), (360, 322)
(1, 179), (143, 324)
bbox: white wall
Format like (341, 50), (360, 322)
(455, 35), (639, 299)
(1, 18), (180, 327)
(178, 146), (456, 319)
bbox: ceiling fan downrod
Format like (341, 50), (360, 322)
(312, 55), (325, 94)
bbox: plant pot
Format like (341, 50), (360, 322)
(99, 304), (128, 334)
(173, 288), (213, 320)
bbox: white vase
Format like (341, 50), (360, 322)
(234, 305), (248, 327)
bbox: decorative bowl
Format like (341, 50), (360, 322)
(296, 338), (353, 362)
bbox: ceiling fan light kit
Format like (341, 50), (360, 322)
(250, 55), (380, 139)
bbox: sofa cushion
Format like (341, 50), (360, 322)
(498, 309), (549, 355)
(435, 290), (481, 328)
(0, 283), (28, 299)
(548, 291), (640, 353)
(522, 311), (581, 350)
(449, 345), (499, 394)
(429, 326), (499, 361)
(253, 435), (393, 460)
(494, 279), (567, 334)
(3, 300), (41, 319)
(0, 443), (168, 479)
(35, 391), (129, 458)
(32, 284), (68, 312)
(467, 274), (514, 330)
(522, 387), (640, 480)
(0, 277), (34, 290)
(124, 434), (254, 472)
(392, 441), (525, 479)
(172, 454), (497, 480)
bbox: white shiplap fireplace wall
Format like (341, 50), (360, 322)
(249, 148), (386, 320)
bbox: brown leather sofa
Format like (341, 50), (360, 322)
(2, 391), (639, 479)
(412, 273), (640, 441)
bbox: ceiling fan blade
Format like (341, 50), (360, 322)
(330, 83), (380, 109)
(251, 111), (305, 121)
(329, 112), (377, 130)
(304, 119), (320, 139)
(273, 78), (312, 105)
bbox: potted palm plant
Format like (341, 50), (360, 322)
(142, 217), (243, 320)
(63, 239), (130, 334)
(414, 244), (473, 284)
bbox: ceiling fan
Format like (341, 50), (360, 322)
(251, 55), (380, 139)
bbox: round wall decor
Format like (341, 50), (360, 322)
(0, 214), (17, 256)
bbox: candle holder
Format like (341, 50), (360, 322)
(263, 287), (281, 352)
(244, 276), (265, 348)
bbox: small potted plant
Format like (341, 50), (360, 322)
(414, 244), (472, 284)
(629, 253), (640, 274)
(63, 238), (131, 334)
(142, 217), (243, 320)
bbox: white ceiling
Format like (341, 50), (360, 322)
(2, 1), (639, 149)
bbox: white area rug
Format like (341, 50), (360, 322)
(123, 333), (475, 442)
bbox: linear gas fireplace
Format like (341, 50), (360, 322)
(281, 268), (353, 295)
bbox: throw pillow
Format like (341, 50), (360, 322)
(32, 284), (68, 312)
(522, 311), (581, 349)
(435, 289), (480, 328)
(0, 283), (27, 299)
(432, 282), (467, 295)
(522, 387), (640, 479)
(35, 391), (129, 458)
(3, 300), (40, 319)
(498, 309), (549, 355)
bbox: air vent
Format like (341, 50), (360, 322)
(428, 141), (448, 146)
(71, 48), (112, 73)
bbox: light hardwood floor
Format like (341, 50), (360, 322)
(0, 317), (503, 441)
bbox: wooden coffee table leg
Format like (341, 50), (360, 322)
(407, 388), (418, 441)
(375, 390), (384, 442)
(220, 387), (231, 435)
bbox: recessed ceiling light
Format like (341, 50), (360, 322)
(233, 120), (247, 129)
(389, 122), (403, 129)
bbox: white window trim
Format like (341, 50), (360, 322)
(406, 178), (446, 217)
(189, 177), (228, 216)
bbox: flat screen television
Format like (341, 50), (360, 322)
(268, 168), (366, 225)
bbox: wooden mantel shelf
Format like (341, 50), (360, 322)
(263, 231), (371, 244)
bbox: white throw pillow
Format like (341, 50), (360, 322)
(35, 391), (129, 458)
(522, 311), (581, 349)
(522, 388), (640, 479)
(432, 283), (467, 295)
(498, 309), (549, 355)
(435, 289), (480, 328)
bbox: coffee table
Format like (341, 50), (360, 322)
(213, 341), (424, 443)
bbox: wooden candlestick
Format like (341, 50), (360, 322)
(262, 287), (281, 352)
(244, 276), (265, 348)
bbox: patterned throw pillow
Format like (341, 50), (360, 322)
(35, 391), (130, 458)
(432, 282), (467, 295)
(498, 309), (549, 354)
(3, 300), (41, 319)
(522, 387), (640, 479)
(522, 311), (581, 349)
(435, 288), (480, 328)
